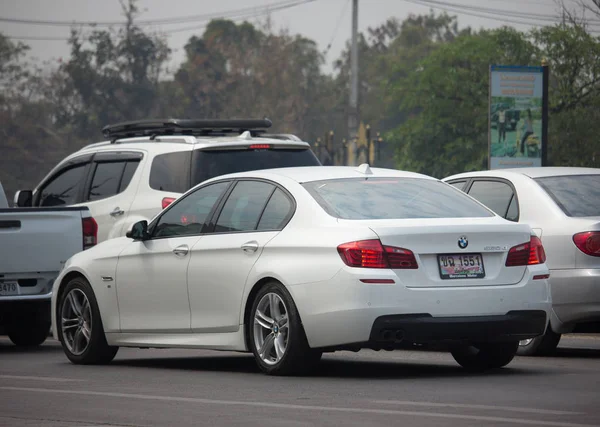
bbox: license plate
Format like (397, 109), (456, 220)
(438, 254), (485, 279)
(0, 282), (19, 296)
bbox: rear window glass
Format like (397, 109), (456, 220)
(303, 178), (495, 220)
(192, 148), (320, 186)
(535, 175), (600, 217)
(149, 151), (191, 193)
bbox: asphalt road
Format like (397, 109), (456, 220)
(1, 335), (599, 427)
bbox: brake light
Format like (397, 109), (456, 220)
(573, 232), (600, 257)
(82, 217), (98, 250)
(337, 239), (418, 269)
(249, 144), (271, 149)
(162, 197), (175, 209)
(505, 236), (546, 266)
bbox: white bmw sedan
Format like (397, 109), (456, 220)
(51, 165), (551, 375)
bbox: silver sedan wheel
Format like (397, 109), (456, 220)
(253, 293), (289, 365)
(61, 289), (92, 356)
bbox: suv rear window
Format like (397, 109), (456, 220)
(191, 148), (320, 186)
(303, 178), (494, 220)
(535, 175), (600, 217)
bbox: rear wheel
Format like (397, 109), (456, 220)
(451, 341), (519, 371)
(249, 281), (321, 376)
(517, 326), (561, 356)
(8, 320), (50, 347)
(57, 277), (118, 364)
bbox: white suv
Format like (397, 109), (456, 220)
(14, 119), (321, 242)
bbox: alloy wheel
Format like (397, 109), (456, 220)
(253, 292), (289, 365)
(61, 289), (92, 356)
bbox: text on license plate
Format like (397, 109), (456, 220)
(438, 254), (485, 279)
(0, 282), (19, 296)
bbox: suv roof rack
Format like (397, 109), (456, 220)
(102, 118), (273, 142)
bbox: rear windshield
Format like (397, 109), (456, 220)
(192, 148), (320, 186)
(535, 175), (600, 217)
(303, 178), (495, 220)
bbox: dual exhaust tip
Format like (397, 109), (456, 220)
(381, 329), (405, 343)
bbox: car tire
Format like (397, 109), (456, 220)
(57, 276), (118, 365)
(8, 320), (50, 347)
(517, 327), (561, 356)
(451, 341), (519, 371)
(248, 281), (322, 376)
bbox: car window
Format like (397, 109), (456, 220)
(448, 180), (467, 191)
(119, 161), (140, 192)
(149, 151), (191, 193)
(467, 180), (518, 220)
(506, 194), (519, 221)
(152, 181), (230, 238)
(88, 162), (126, 201)
(38, 164), (87, 207)
(535, 174), (600, 217)
(303, 178), (494, 219)
(257, 188), (294, 230)
(191, 148), (320, 186)
(215, 181), (275, 233)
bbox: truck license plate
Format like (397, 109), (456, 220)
(0, 282), (19, 296)
(438, 254), (485, 279)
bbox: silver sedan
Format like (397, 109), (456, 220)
(444, 167), (600, 356)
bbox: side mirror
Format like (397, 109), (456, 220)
(126, 220), (149, 240)
(14, 190), (33, 207)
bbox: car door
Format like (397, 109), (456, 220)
(83, 152), (143, 242)
(115, 180), (232, 332)
(187, 180), (295, 331)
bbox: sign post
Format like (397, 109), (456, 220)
(489, 65), (547, 169)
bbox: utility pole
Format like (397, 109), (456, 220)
(347, 0), (359, 166)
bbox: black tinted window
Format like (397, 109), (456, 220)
(215, 181), (275, 232)
(536, 175), (600, 217)
(303, 178), (494, 219)
(150, 151), (191, 193)
(39, 164), (87, 206)
(467, 180), (517, 219)
(192, 148), (320, 186)
(153, 181), (229, 238)
(119, 161), (139, 192)
(88, 162), (125, 201)
(257, 188), (293, 230)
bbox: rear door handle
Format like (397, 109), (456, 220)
(173, 245), (189, 257)
(110, 207), (125, 217)
(241, 241), (259, 253)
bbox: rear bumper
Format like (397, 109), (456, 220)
(549, 268), (600, 333)
(369, 311), (547, 345)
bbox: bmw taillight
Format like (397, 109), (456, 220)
(162, 197), (175, 209)
(573, 232), (600, 257)
(337, 239), (418, 269)
(82, 217), (98, 250)
(505, 236), (546, 266)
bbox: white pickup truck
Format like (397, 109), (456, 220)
(0, 203), (97, 347)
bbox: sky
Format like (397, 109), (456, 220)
(0, 0), (575, 74)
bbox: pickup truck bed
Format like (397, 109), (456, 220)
(0, 207), (96, 346)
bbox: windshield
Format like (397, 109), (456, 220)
(535, 174), (600, 217)
(192, 148), (320, 186)
(303, 178), (495, 220)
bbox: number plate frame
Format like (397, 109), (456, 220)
(0, 281), (19, 296)
(437, 254), (485, 280)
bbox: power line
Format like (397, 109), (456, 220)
(324, 0), (351, 54)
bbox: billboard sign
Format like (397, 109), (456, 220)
(489, 65), (547, 169)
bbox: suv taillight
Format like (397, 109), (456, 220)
(162, 197), (175, 209)
(573, 232), (600, 257)
(337, 239), (418, 269)
(505, 236), (546, 266)
(82, 217), (98, 250)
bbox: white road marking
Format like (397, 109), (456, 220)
(0, 374), (84, 382)
(1, 386), (595, 427)
(373, 400), (580, 415)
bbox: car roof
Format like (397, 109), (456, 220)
(444, 166), (600, 181)
(206, 165), (435, 184)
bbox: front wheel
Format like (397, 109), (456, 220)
(451, 341), (519, 371)
(57, 277), (118, 364)
(249, 281), (321, 376)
